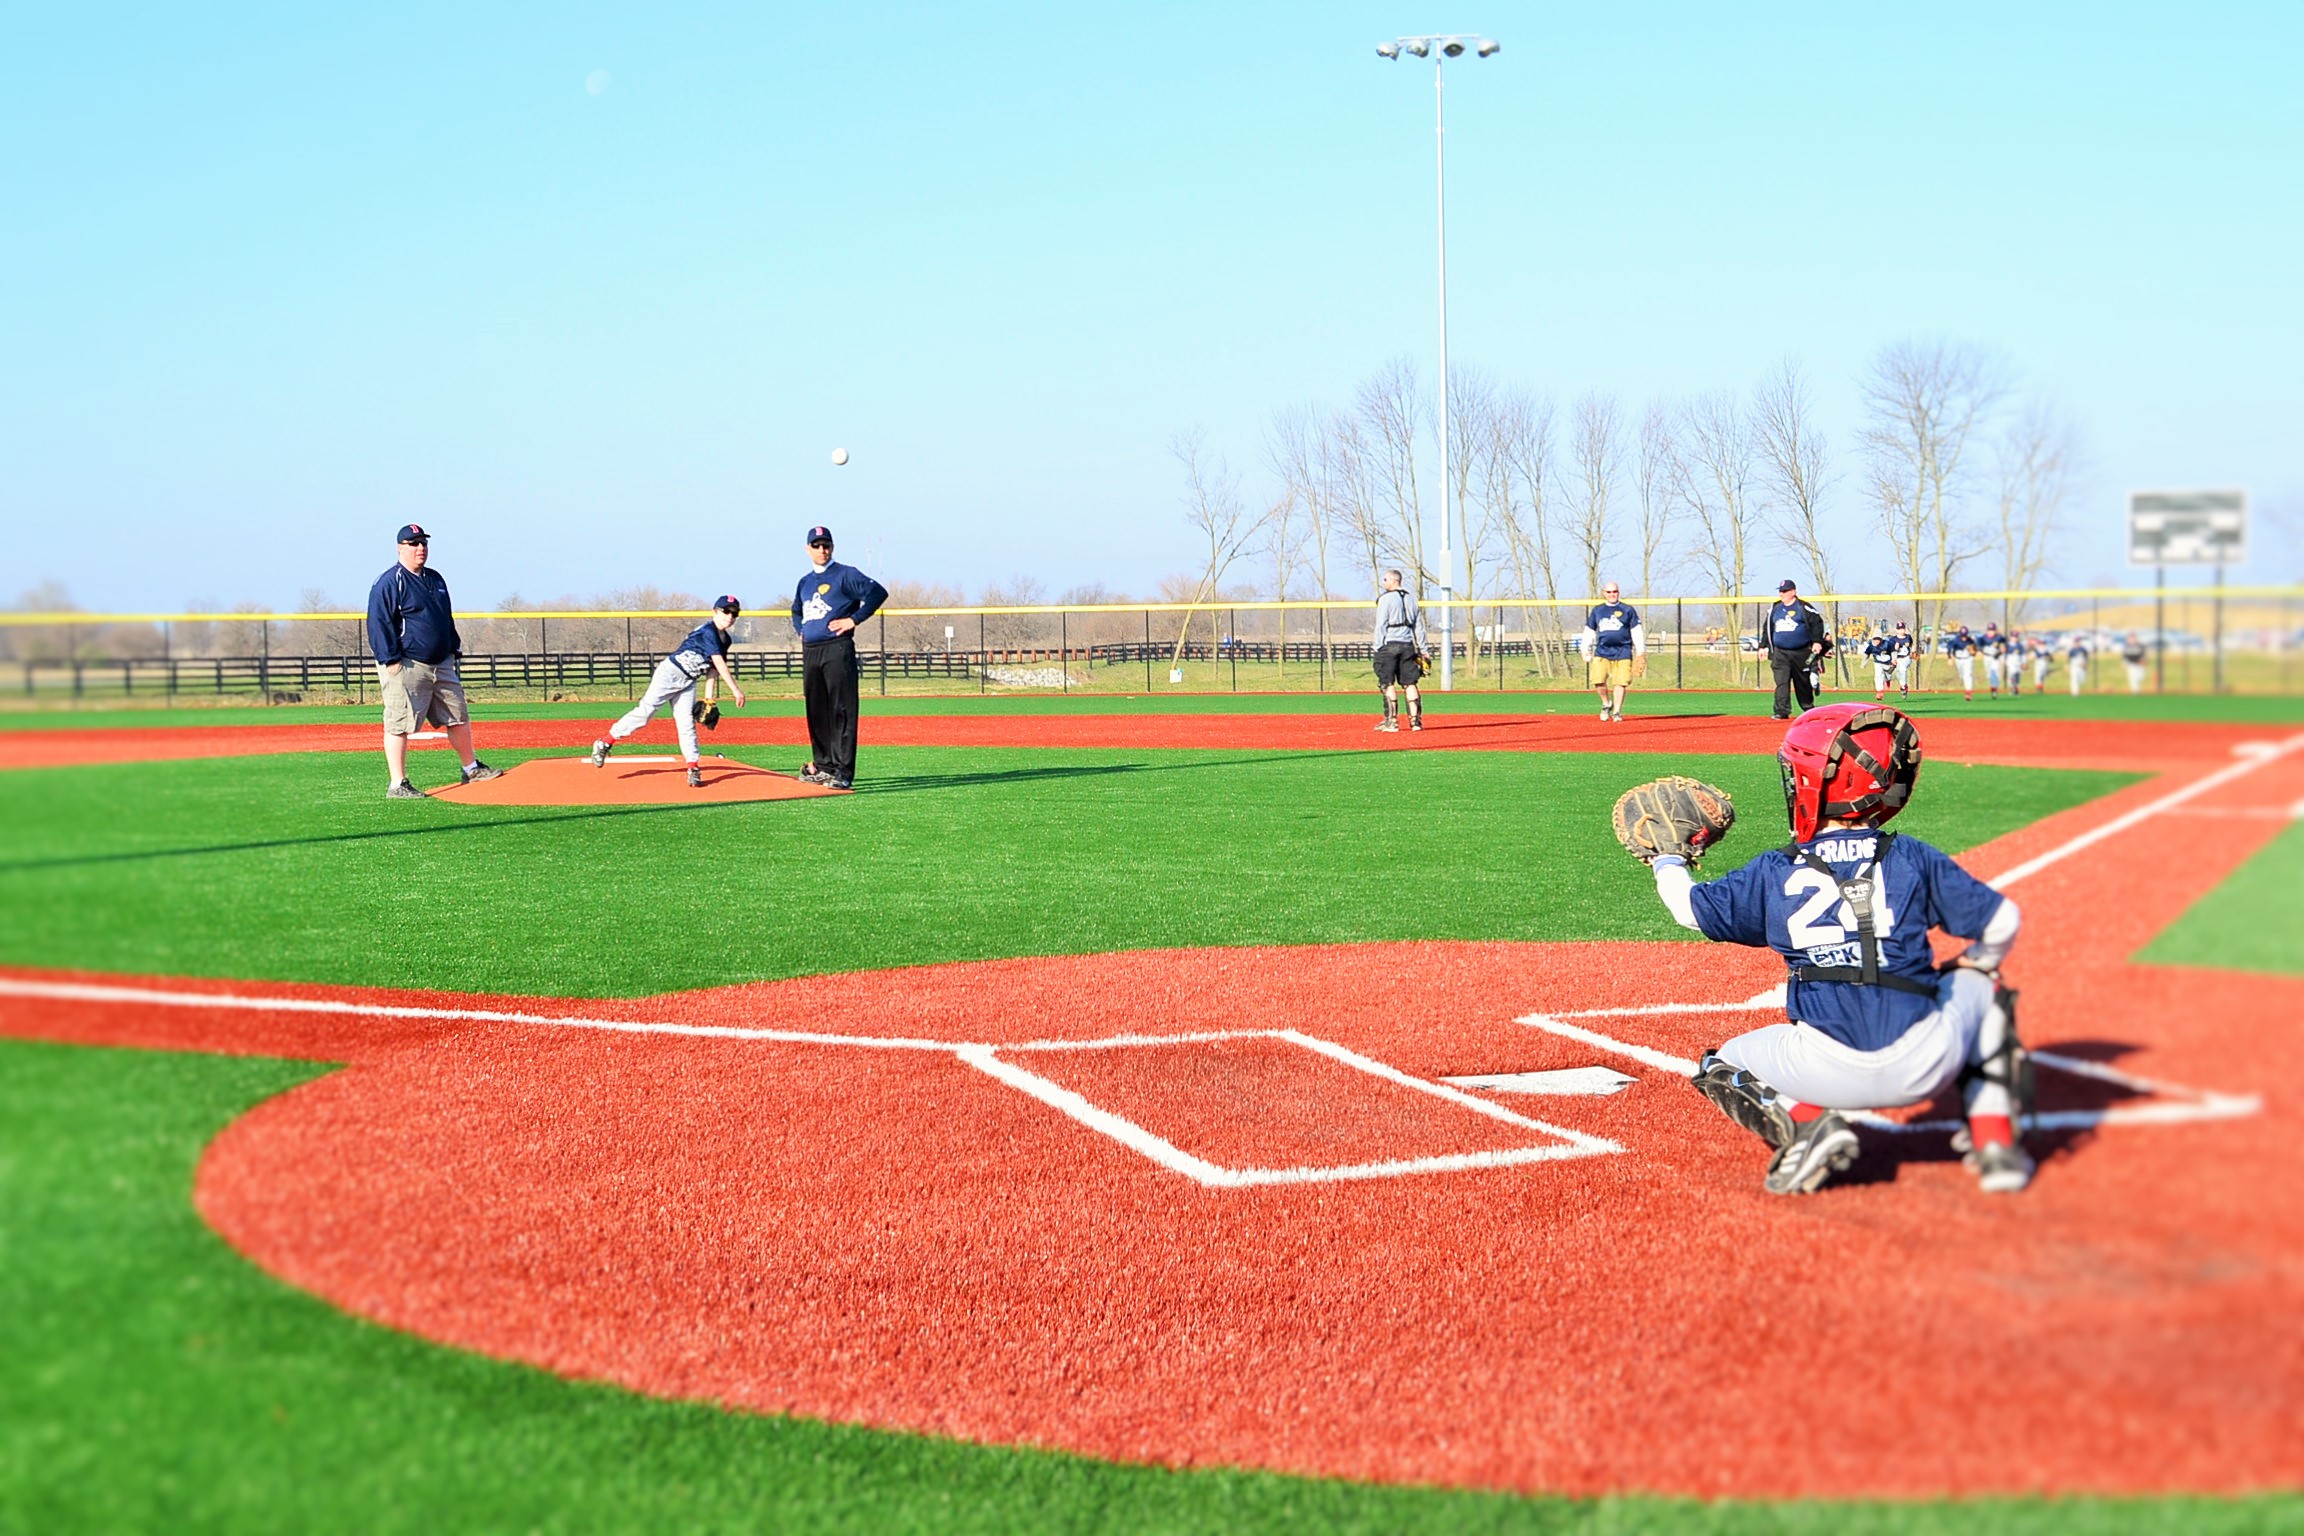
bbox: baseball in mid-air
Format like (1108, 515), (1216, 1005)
(830, 448), (850, 466)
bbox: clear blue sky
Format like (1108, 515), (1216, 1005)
(4, 1), (2297, 611)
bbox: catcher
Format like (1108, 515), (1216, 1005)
(1612, 704), (2032, 1196)
(1371, 568), (1428, 733)
(590, 595), (747, 788)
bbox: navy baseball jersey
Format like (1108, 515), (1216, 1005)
(1689, 832), (2006, 1051)
(1584, 601), (1641, 659)
(791, 562), (890, 644)
(1943, 632), (1974, 656)
(1767, 600), (1825, 651)
(1891, 633), (1915, 660)
(1863, 634), (1896, 663)
(1981, 632), (2009, 659)
(366, 564), (461, 667)
(2069, 638), (2090, 660)
(667, 619), (732, 679)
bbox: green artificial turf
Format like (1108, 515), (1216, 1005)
(2140, 819), (2304, 977)
(5, 688), (2302, 727)
(7, 1037), (2298, 1535)
(0, 747), (2128, 997)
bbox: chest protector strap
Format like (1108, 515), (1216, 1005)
(1786, 835), (1939, 999)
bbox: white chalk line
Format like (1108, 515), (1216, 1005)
(1984, 732), (2304, 890)
(0, 977), (1618, 1187)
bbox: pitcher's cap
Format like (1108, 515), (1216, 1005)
(397, 523), (429, 544)
(806, 525), (833, 546)
(1777, 578), (1798, 592)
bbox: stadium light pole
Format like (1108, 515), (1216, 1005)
(1377, 33), (1499, 691)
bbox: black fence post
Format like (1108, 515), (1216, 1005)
(1060, 610), (1069, 694)
(1228, 609), (1238, 692)
(879, 612), (888, 696)
(1144, 610), (1153, 691)
(979, 613), (987, 694)
(1674, 598), (1684, 690)
(259, 620), (270, 704)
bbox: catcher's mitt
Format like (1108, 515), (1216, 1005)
(1612, 776), (1736, 864)
(1414, 650), (1433, 680)
(691, 699), (721, 731)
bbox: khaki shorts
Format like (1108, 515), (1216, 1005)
(380, 658), (469, 735)
(1588, 656), (1634, 688)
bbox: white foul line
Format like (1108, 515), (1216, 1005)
(1985, 732), (2304, 890)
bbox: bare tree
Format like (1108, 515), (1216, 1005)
(1569, 392), (1622, 602)
(1353, 357), (1429, 590)
(1993, 399), (2081, 625)
(1754, 359), (1837, 594)
(1449, 367), (1510, 676)
(1495, 389), (1565, 674)
(1633, 401), (1678, 601)
(1168, 427), (1267, 673)
(1675, 390), (1763, 684)
(1861, 339), (2007, 664)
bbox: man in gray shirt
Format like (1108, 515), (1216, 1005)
(1372, 569), (1428, 732)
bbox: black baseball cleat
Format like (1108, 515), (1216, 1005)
(686, 765), (704, 788)
(461, 760), (503, 783)
(1764, 1113), (1861, 1195)
(829, 777), (853, 790)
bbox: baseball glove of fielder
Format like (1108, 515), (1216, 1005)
(692, 699), (721, 731)
(1612, 776), (1736, 864)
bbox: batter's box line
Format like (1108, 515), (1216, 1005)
(1513, 1011), (2261, 1136)
(959, 1029), (1622, 1188)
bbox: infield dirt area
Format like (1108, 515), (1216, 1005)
(2, 718), (2298, 1499)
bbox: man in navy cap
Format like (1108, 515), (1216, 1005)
(366, 523), (500, 798)
(790, 525), (887, 789)
(1764, 578), (1829, 719)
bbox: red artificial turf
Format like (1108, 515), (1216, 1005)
(0, 711), (2287, 772)
(4, 746), (2300, 1499)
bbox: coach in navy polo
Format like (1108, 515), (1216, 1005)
(366, 523), (499, 799)
(1765, 578), (1829, 720)
(790, 525), (888, 790)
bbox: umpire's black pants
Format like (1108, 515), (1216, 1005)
(803, 636), (861, 782)
(1769, 647), (1817, 719)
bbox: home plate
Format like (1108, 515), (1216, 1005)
(1444, 1067), (1638, 1096)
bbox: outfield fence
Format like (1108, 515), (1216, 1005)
(2, 587), (2297, 705)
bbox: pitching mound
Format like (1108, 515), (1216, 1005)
(427, 756), (844, 806)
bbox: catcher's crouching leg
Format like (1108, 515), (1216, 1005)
(1691, 1051), (1795, 1150)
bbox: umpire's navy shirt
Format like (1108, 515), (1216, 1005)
(366, 564), (461, 667)
(791, 562), (890, 644)
(1767, 599), (1825, 652)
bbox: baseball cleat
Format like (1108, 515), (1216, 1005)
(828, 777), (853, 790)
(589, 739), (612, 767)
(1690, 1053), (1795, 1149)
(1964, 1139), (2035, 1194)
(461, 760), (503, 783)
(1409, 717), (1423, 731)
(799, 768), (834, 785)
(1763, 1112), (1860, 1195)
(386, 780), (425, 799)
(686, 765), (704, 788)
(1375, 719), (1399, 733)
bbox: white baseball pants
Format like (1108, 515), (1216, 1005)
(1714, 968), (2013, 1119)
(1955, 655), (1976, 693)
(2126, 661), (2147, 693)
(610, 658), (702, 762)
(2069, 657), (2086, 695)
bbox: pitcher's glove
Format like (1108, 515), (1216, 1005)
(1612, 776), (1736, 864)
(692, 700), (721, 731)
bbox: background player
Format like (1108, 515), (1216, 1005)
(1888, 620), (1915, 697)
(1640, 705), (2032, 1195)
(1979, 622), (2009, 699)
(1579, 581), (1646, 722)
(590, 596), (747, 788)
(1862, 623), (1897, 701)
(1371, 568), (1427, 732)
(2122, 631), (2149, 693)
(2028, 631), (2052, 692)
(1943, 624), (1977, 700)
(2067, 632), (2090, 696)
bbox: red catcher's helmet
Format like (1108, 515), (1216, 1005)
(1778, 704), (1923, 842)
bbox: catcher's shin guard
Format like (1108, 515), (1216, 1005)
(1960, 979), (2035, 1126)
(1691, 1052), (1796, 1150)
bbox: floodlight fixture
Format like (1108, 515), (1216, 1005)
(1477, 37), (1500, 56)
(1441, 39), (1465, 56)
(1376, 40), (1401, 58)
(1405, 38), (1430, 56)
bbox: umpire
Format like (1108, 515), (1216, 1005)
(1765, 578), (1829, 719)
(791, 525), (887, 790)
(1372, 568), (1426, 732)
